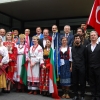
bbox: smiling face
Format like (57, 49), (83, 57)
(90, 31), (98, 42)
(36, 27), (42, 35)
(52, 25), (57, 33)
(32, 36), (39, 45)
(43, 29), (49, 39)
(46, 39), (51, 47)
(25, 29), (30, 35)
(61, 37), (67, 46)
(20, 38), (25, 43)
(13, 30), (19, 36)
(6, 33), (12, 41)
(0, 29), (6, 36)
(64, 26), (70, 34)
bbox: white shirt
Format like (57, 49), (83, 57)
(65, 33), (69, 38)
(36, 34), (41, 39)
(61, 47), (67, 53)
(60, 46), (72, 66)
(91, 41), (99, 52)
(43, 39), (46, 48)
(98, 37), (100, 42)
(2, 36), (6, 42)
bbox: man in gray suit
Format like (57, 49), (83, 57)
(60, 25), (74, 47)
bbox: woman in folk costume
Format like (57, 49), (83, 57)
(60, 36), (72, 99)
(13, 34), (26, 92)
(39, 36), (52, 96)
(3, 32), (17, 93)
(27, 36), (43, 95)
(0, 36), (9, 89)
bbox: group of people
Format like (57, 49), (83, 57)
(0, 23), (100, 100)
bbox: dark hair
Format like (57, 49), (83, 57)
(61, 36), (68, 41)
(74, 34), (81, 40)
(77, 27), (84, 33)
(36, 27), (42, 30)
(0, 28), (6, 33)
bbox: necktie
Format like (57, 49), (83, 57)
(65, 34), (69, 38)
(52, 33), (56, 49)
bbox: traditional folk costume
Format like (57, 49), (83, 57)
(3, 41), (17, 81)
(40, 48), (50, 94)
(13, 34), (27, 90)
(0, 45), (9, 88)
(60, 46), (72, 94)
(27, 45), (43, 90)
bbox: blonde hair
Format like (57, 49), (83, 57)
(90, 31), (98, 36)
(6, 32), (13, 41)
(19, 34), (25, 39)
(32, 36), (39, 41)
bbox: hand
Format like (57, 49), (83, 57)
(9, 59), (12, 62)
(70, 67), (72, 72)
(42, 65), (46, 69)
(0, 63), (3, 68)
(27, 58), (31, 62)
(30, 62), (36, 68)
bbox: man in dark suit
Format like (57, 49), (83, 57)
(39, 28), (49, 49)
(86, 31), (100, 100)
(24, 29), (32, 46)
(50, 25), (61, 80)
(50, 25), (61, 48)
(60, 25), (74, 47)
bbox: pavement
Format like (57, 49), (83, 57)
(0, 90), (92, 100)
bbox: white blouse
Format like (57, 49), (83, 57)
(0, 46), (9, 64)
(60, 46), (72, 62)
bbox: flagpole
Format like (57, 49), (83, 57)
(56, 32), (59, 81)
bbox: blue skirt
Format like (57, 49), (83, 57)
(60, 60), (71, 86)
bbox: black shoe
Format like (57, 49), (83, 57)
(72, 96), (79, 100)
(2, 90), (7, 93)
(7, 90), (10, 93)
(91, 97), (96, 100)
(80, 97), (85, 100)
(42, 91), (46, 96)
(96, 97), (100, 100)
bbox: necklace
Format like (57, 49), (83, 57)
(32, 45), (38, 52)
(18, 44), (24, 49)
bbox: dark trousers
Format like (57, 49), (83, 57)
(89, 67), (100, 97)
(72, 66), (86, 97)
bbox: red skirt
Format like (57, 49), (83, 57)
(40, 59), (50, 92)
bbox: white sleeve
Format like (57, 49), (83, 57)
(35, 47), (43, 63)
(1, 47), (9, 64)
(69, 47), (72, 62)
